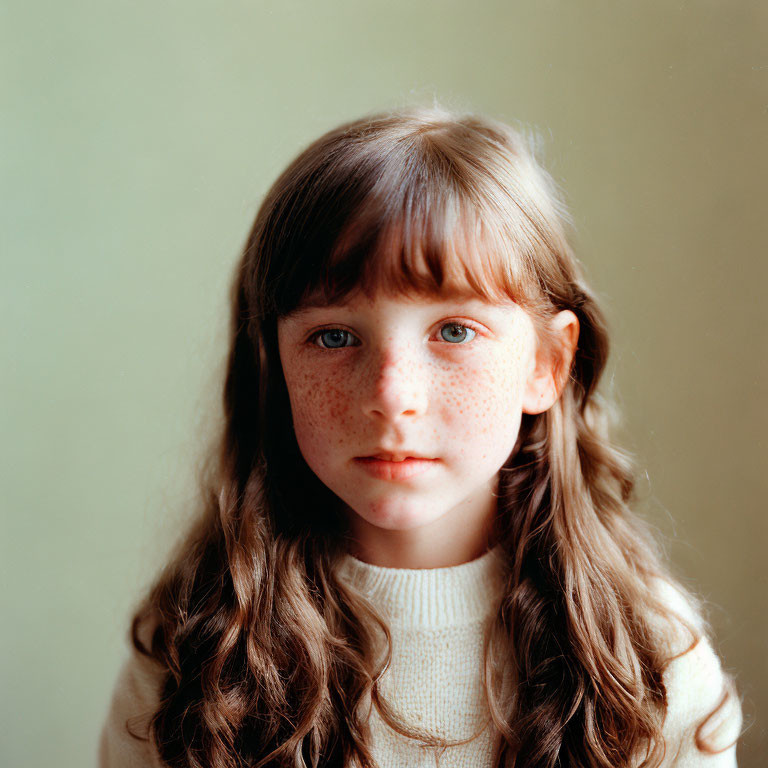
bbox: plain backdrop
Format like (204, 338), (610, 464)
(2, 1), (766, 766)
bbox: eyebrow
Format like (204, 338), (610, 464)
(284, 286), (507, 314)
(281, 303), (333, 321)
(281, 295), (516, 326)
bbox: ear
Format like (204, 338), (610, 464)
(522, 310), (580, 415)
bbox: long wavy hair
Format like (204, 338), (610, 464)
(126, 106), (741, 767)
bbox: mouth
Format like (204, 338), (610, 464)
(358, 451), (434, 462)
(353, 454), (439, 481)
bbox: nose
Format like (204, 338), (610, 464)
(360, 343), (429, 421)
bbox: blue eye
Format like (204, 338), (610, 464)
(309, 323), (478, 349)
(313, 329), (356, 349)
(440, 323), (476, 344)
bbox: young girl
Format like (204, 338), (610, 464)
(99, 106), (744, 768)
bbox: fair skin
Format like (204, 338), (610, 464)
(277, 287), (579, 569)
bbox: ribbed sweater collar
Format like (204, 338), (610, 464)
(335, 545), (505, 630)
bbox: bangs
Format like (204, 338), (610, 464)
(264, 118), (550, 319)
(275, 184), (539, 317)
(323, 192), (537, 308)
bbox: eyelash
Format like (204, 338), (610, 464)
(306, 320), (483, 350)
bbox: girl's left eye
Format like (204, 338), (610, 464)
(307, 321), (479, 350)
(438, 322), (477, 344)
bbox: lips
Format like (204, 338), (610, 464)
(364, 452), (432, 462)
(354, 455), (438, 481)
(359, 446), (435, 461)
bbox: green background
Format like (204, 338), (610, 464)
(2, 1), (765, 765)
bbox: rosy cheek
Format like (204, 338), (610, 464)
(440, 348), (527, 432)
(284, 364), (355, 445)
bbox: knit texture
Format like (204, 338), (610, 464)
(332, 550), (742, 768)
(98, 548), (743, 767)
(333, 545), (506, 768)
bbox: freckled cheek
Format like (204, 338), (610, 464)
(283, 366), (359, 451)
(440, 358), (527, 437)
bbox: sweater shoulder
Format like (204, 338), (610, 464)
(649, 579), (743, 766)
(98, 616), (167, 768)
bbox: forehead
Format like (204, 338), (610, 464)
(279, 229), (530, 320)
(279, 287), (527, 335)
(266, 185), (542, 325)
(283, 282), (512, 317)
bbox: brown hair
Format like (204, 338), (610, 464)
(127, 106), (742, 767)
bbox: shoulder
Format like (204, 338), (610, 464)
(650, 579), (743, 767)
(98, 616), (168, 768)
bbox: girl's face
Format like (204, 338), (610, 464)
(276, 287), (550, 567)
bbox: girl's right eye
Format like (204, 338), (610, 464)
(309, 328), (359, 349)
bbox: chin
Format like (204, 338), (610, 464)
(355, 496), (446, 531)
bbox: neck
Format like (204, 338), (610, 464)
(345, 502), (497, 569)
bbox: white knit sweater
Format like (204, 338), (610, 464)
(99, 547), (742, 767)
(333, 545), (506, 767)
(333, 546), (742, 768)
